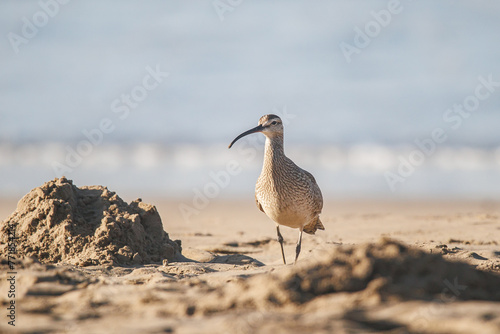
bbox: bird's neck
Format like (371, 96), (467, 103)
(264, 135), (285, 165)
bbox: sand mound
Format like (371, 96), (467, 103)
(266, 239), (500, 303)
(278, 239), (500, 303)
(198, 239), (500, 313)
(0, 177), (181, 266)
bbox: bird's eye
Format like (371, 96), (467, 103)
(271, 121), (278, 125)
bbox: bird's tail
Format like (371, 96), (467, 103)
(303, 217), (325, 235)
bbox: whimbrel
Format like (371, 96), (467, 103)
(228, 114), (325, 264)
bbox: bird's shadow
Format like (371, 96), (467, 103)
(175, 253), (265, 267)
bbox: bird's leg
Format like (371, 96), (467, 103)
(276, 225), (286, 265)
(294, 229), (303, 265)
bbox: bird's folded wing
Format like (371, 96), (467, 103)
(303, 169), (323, 214)
(255, 194), (265, 213)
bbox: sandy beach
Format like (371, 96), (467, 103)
(1, 180), (500, 334)
(3, 1), (500, 333)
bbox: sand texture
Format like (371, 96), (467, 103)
(0, 178), (181, 266)
(1, 179), (500, 333)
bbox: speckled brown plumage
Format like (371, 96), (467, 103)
(229, 114), (325, 264)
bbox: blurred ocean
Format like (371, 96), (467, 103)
(1, 1), (500, 200)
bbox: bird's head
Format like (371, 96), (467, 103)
(228, 114), (283, 148)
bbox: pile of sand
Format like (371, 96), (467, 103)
(0, 177), (181, 266)
(196, 239), (500, 314)
(275, 239), (500, 303)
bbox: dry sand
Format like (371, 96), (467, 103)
(1, 180), (500, 333)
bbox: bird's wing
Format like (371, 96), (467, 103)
(255, 193), (265, 213)
(303, 169), (323, 214)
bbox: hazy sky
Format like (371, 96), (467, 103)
(2, 1), (499, 146)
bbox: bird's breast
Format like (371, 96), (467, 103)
(255, 170), (316, 229)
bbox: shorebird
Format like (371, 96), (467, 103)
(228, 114), (324, 264)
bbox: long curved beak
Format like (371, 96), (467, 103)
(228, 124), (264, 149)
